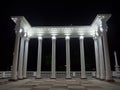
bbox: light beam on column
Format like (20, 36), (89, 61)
(93, 36), (100, 79)
(23, 37), (30, 79)
(18, 36), (25, 79)
(98, 36), (105, 80)
(65, 35), (71, 79)
(11, 33), (21, 80)
(80, 36), (86, 79)
(103, 31), (113, 81)
(51, 35), (56, 79)
(36, 36), (42, 79)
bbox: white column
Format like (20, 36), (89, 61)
(11, 33), (20, 80)
(80, 36), (86, 79)
(98, 36), (105, 80)
(93, 37), (100, 78)
(36, 37), (42, 78)
(65, 36), (71, 79)
(51, 36), (56, 78)
(18, 37), (25, 79)
(103, 31), (113, 81)
(114, 51), (120, 72)
(23, 37), (29, 78)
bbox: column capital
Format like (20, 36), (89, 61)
(25, 37), (30, 41)
(52, 36), (56, 40)
(93, 36), (98, 40)
(38, 36), (42, 40)
(14, 18), (22, 32)
(80, 36), (84, 39)
(65, 35), (70, 40)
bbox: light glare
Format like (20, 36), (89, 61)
(52, 36), (56, 39)
(38, 36), (42, 40)
(19, 28), (22, 33)
(65, 36), (70, 39)
(80, 36), (84, 39)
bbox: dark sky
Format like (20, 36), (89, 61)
(0, 1), (120, 71)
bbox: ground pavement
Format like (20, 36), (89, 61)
(0, 78), (120, 90)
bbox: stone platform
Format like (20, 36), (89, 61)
(0, 78), (120, 90)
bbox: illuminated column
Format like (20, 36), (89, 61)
(51, 36), (56, 79)
(23, 37), (29, 78)
(93, 37), (100, 78)
(103, 31), (112, 81)
(80, 36), (86, 79)
(11, 32), (20, 80)
(66, 36), (71, 79)
(98, 36), (105, 80)
(18, 36), (25, 79)
(36, 37), (42, 78)
(114, 51), (120, 72)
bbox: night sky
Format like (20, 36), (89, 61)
(0, 1), (120, 71)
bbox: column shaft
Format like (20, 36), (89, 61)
(11, 34), (20, 80)
(23, 38), (29, 78)
(98, 36), (105, 80)
(18, 37), (25, 79)
(66, 37), (71, 78)
(80, 37), (86, 79)
(36, 38), (42, 78)
(94, 38), (100, 78)
(51, 38), (56, 78)
(103, 31), (112, 80)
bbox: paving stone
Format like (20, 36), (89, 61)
(87, 88), (104, 90)
(1, 78), (120, 90)
(32, 88), (49, 90)
(11, 88), (31, 90)
(35, 85), (52, 88)
(68, 86), (86, 90)
(67, 83), (81, 86)
(82, 83), (101, 88)
(49, 88), (68, 90)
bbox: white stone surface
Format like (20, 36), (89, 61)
(18, 37), (25, 79)
(94, 37), (100, 78)
(36, 37), (42, 78)
(51, 36), (56, 78)
(66, 36), (71, 79)
(80, 37), (86, 79)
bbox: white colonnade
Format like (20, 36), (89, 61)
(10, 14), (113, 81)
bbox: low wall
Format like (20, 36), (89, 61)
(0, 71), (119, 78)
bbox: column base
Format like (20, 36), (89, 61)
(18, 78), (24, 80)
(81, 78), (87, 79)
(23, 77), (27, 79)
(81, 76), (87, 79)
(100, 77), (105, 80)
(50, 77), (56, 79)
(35, 77), (42, 79)
(106, 79), (114, 82)
(99, 79), (105, 81)
(66, 76), (71, 79)
(9, 78), (18, 81)
(95, 77), (100, 80)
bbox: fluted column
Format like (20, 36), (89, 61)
(51, 36), (56, 79)
(23, 37), (29, 78)
(93, 37), (100, 78)
(103, 31), (112, 81)
(65, 36), (71, 79)
(98, 36), (105, 80)
(36, 37), (42, 78)
(11, 33), (20, 80)
(18, 36), (25, 79)
(80, 36), (86, 79)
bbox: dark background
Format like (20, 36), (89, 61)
(0, 1), (120, 71)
